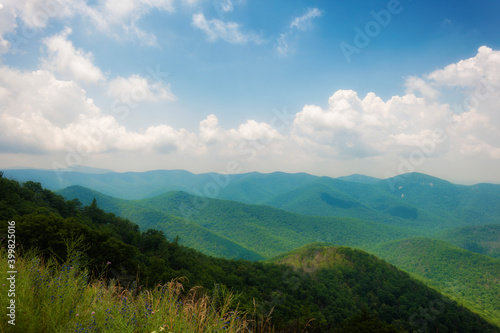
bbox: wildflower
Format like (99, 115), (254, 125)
(76, 314), (79, 316)
(106, 261), (111, 265)
(91, 311), (95, 315)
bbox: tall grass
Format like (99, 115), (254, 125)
(0, 248), (262, 333)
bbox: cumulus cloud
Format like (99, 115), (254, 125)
(292, 90), (451, 159)
(41, 28), (105, 84)
(0, 43), (499, 177)
(0, 65), (280, 160)
(192, 12), (261, 44)
(0, 64), (185, 155)
(405, 76), (439, 100)
(288, 47), (500, 162)
(427, 46), (500, 87)
(107, 74), (176, 103)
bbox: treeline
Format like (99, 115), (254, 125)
(0, 173), (498, 332)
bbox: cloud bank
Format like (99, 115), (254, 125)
(0, 37), (499, 179)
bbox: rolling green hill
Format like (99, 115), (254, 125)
(58, 186), (264, 260)
(270, 243), (499, 332)
(436, 224), (500, 259)
(372, 237), (500, 327)
(264, 173), (500, 232)
(58, 186), (415, 259)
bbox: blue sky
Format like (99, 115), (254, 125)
(1, 0), (500, 183)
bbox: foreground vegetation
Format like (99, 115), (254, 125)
(1, 173), (499, 332)
(0, 249), (253, 333)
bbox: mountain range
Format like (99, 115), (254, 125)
(2, 167), (500, 328)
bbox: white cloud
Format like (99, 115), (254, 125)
(275, 33), (289, 57)
(0, 66), (102, 153)
(276, 7), (322, 56)
(192, 12), (261, 44)
(0, 44), (499, 180)
(107, 74), (176, 103)
(216, 0), (234, 13)
(290, 84), (498, 160)
(290, 8), (322, 31)
(0, 64), (192, 158)
(0, 0), (77, 53)
(81, 0), (175, 44)
(41, 28), (105, 84)
(427, 46), (500, 87)
(405, 76), (439, 100)
(101, 0), (174, 23)
(0, 0), (176, 51)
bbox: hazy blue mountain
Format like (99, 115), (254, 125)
(7, 168), (500, 232)
(214, 171), (317, 204)
(336, 173), (381, 184)
(4, 168), (318, 201)
(377, 172), (500, 226)
(265, 172), (500, 231)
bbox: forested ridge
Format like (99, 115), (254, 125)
(1, 173), (499, 332)
(58, 185), (415, 259)
(373, 237), (500, 327)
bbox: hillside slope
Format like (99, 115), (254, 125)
(127, 190), (414, 258)
(436, 224), (500, 258)
(372, 237), (500, 327)
(59, 186), (414, 259)
(265, 172), (500, 232)
(58, 186), (264, 260)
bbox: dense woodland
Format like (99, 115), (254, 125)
(1, 173), (499, 332)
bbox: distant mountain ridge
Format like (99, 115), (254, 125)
(6, 168), (500, 232)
